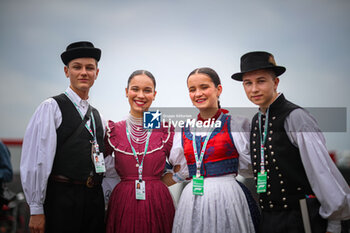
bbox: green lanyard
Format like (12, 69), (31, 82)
(258, 108), (269, 173)
(126, 127), (152, 181)
(64, 92), (99, 152)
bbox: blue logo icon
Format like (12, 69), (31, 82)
(143, 110), (161, 129)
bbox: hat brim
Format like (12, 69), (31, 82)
(61, 47), (101, 65)
(231, 66), (286, 81)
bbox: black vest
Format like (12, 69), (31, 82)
(250, 94), (313, 211)
(51, 94), (104, 181)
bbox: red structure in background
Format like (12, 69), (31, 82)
(329, 151), (337, 163)
(1, 139), (23, 146)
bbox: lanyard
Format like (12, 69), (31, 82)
(126, 127), (152, 181)
(258, 108), (269, 173)
(64, 92), (99, 152)
(192, 116), (221, 178)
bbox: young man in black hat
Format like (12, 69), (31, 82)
(21, 41), (106, 233)
(231, 51), (350, 233)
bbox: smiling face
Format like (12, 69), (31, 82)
(242, 69), (279, 112)
(125, 74), (157, 118)
(187, 73), (222, 116)
(64, 57), (99, 100)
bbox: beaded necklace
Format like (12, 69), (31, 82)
(126, 114), (149, 144)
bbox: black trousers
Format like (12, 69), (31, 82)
(260, 210), (305, 233)
(260, 209), (329, 233)
(44, 180), (105, 233)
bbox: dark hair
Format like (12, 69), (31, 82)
(266, 68), (277, 80)
(187, 67), (222, 108)
(127, 70), (156, 90)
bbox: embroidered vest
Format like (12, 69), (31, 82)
(182, 114), (239, 177)
(250, 94), (313, 211)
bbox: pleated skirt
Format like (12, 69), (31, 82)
(106, 178), (175, 233)
(172, 174), (256, 233)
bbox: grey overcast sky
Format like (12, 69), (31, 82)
(1, 0), (349, 151)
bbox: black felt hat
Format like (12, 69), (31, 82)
(61, 41), (101, 65)
(231, 51), (286, 81)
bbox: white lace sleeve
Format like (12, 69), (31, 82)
(167, 131), (189, 182)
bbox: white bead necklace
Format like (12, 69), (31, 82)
(126, 114), (149, 144)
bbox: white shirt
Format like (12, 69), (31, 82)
(20, 87), (106, 215)
(284, 108), (350, 233)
